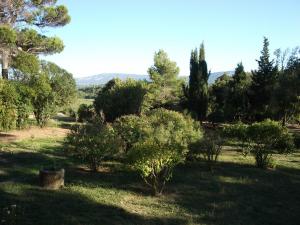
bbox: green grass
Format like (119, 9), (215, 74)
(0, 137), (300, 225)
(71, 97), (94, 111)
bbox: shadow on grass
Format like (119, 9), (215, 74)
(0, 188), (187, 225)
(1, 149), (300, 225)
(168, 161), (300, 225)
(0, 150), (147, 196)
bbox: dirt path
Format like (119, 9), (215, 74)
(0, 127), (70, 143)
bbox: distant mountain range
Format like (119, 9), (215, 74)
(75, 71), (234, 87)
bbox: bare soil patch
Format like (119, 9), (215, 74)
(0, 127), (69, 143)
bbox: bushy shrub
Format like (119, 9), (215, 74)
(30, 73), (56, 127)
(77, 104), (95, 122)
(113, 115), (146, 153)
(94, 78), (147, 122)
(66, 123), (120, 171)
(0, 80), (17, 131)
(190, 132), (223, 171)
(222, 122), (248, 143)
(67, 108), (78, 121)
(126, 109), (202, 195)
(13, 82), (33, 129)
(223, 120), (294, 169)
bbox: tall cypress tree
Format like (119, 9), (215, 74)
(187, 48), (199, 114)
(186, 43), (210, 121)
(198, 43), (209, 121)
(249, 37), (277, 120)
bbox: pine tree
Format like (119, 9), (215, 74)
(0, 1), (71, 79)
(143, 50), (181, 111)
(249, 37), (277, 120)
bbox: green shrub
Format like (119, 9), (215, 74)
(126, 109), (202, 195)
(94, 78), (147, 122)
(13, 82), (34, 129)
(77, 104), (95, 122)
(67, 108), (78, 120)
(223, 120), (294, 169)
(190, 132), (223, 171)
(222, 122), (248, 143)
(66, 123), (120, 171)
(113, 115), (146, 153)
(0, 80), (17, 131)
(30, 73), (56, 127)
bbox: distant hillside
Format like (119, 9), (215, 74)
(75, 71), (234, 87)
(76, 73), (149, 87)
(208, 71), (234, 83)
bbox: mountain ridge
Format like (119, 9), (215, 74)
(75, 71), (234, 87)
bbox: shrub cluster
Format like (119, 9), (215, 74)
(223, 120), (294, 168)
(67, 108), (202, 195)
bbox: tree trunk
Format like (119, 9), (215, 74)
(282, 111), (287, 127)
(2, 68), (8, 79)
(1, 50), (9, 79)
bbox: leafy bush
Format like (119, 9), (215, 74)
(223, 120), (294, 168)
(94, 78), (147, 122)
(0, 80), (17, 131)
(30, 73), (55, 127)
(13, 82), (34, 129)
(66, 123), (120, 171)
(190, 132), (223, 171)
(67, 108), (78, 121)
(113, 115), (146, 153)
(222, 122), (248, 143)
(77, 104), (95, 122)
(126, 109), (202, 195)
(30, 62), (77, 127)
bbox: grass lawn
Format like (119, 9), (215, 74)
(0, 137), (300, 225)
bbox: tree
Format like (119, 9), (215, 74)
(143, 50), (183, 111)
(13, 81), (34, 129)
(41, 61), (77, 109)
(94, 78), (147, 122)
(249, 37), (277, 120)
(0, 79), (17, 130)
(126, 109), (202, 195)
(30, 72), (55, 127)
(185, 43), (210, 121)
(274, 48), (290, 72)
(208, 73), (232, 122)
(226, 63), (252, 121)
(11, 51), (40, 81)
(27, 61), (76, 127)
(272, 47), (300, 125)
(0, 0), (70, 79)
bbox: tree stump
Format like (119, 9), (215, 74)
(39, 168), (65, 190)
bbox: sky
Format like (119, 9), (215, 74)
(43, 0), (300, 78)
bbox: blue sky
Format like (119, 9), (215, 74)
(44, 0), (300, 77)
